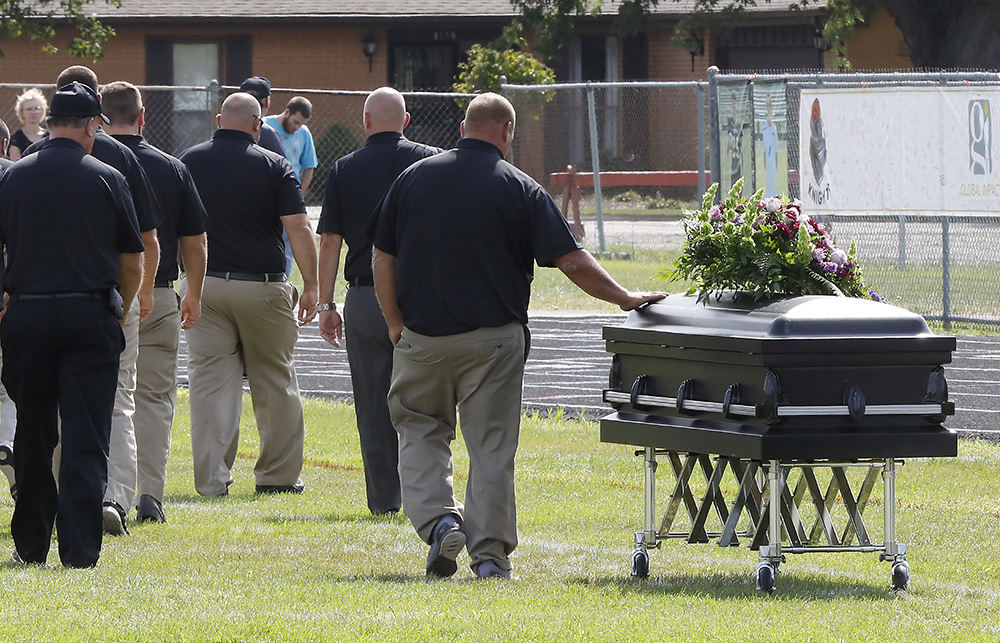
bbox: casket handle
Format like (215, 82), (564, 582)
(677, 379), (696, 414)
(630, 375), (653, 411)
(722, 384), (741, 419)
(844, 385), (866, 422)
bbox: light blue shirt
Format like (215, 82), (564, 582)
(264, 115), (317, 180)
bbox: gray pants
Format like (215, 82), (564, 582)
(134, 287), (181, 503)
(344, 286), (400, 513)
(388, 322), (524, 572)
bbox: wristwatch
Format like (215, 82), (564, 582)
(317, 302), (337, 312)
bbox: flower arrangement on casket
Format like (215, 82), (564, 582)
(661, 180), (882, 302)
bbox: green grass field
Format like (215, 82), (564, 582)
(1, 393), (997, 639)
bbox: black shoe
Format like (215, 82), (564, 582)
(255, 480), (305, 495)
(426, 515), (466, 579)
(102, 500), (130, 536)
(475, 559), (512, 580)
(136, 494), (166, 523)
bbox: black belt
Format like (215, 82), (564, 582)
(206, 271), (286, 283)
(11, 292), (103, 301)
(154, 279), (172, 288)
(348, 275), (374, 287)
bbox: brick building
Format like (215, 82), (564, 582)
(0, 2), (908, 183)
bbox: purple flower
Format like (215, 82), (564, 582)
(812, 247), (826, 263)
(762, 197), (781, 213)
(709, 204), (723, 221)
(820, 261), (838, 273)
(830, 248), (847, 266)
(868, 290), (884, 302)
(753, 217), (764, 229)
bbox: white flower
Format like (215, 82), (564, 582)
(762, 197), (781, 212)
(830, 248), (848, 265)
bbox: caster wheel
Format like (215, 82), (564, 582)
(756, 563), (775, 593)
(631, 549), (649, 578)
(891, 562), (910, 591)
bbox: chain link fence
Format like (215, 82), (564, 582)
(5, 76), (1000, 329)
(710, 70), (1000, 330)
(0, 82), (474, 206)
(502, 80), (710, 258)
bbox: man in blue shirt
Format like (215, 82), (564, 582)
(265, 97), (318, 276)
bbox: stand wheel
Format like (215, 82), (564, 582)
(756, 563), (775, 593)
(891, 561), (910, 591)
(631, 549), (649, 578)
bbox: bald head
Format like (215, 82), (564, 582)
(363, 87), (408, 135)
(461, 93), (516, 156)
(219, 92), (262, 135)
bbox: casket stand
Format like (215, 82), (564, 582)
(600, 293), (956, 592)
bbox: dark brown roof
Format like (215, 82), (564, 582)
(95, 0), (817, 19)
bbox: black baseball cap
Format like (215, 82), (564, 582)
(49, 82), (110, 124)
(240, 76), (271, 99)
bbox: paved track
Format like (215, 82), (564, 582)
(177, 313), (997, 437)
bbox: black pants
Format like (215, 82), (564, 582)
(344, 286), (401, 513)
(1, 298), (123, 567)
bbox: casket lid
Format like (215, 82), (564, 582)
(606, 293), (954, 352)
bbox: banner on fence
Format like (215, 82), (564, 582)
(754, 81), (789, 198)
(718, 82), (752, 196)
(799, 86), (1000, 214)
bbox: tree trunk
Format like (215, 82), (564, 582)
(883, 0), (1000, 69)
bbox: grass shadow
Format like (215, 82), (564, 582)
(570, 573), (900, 601)
(322, 572), (427, 584)
(259, 512), (403, 525)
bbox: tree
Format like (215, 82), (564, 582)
(1, 0), (121, 60)
(452, 23), (556, 105)
(512, 0), (1000, 70)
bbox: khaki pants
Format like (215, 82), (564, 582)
(186, 276), (304, 496)
(0, 350), (16, 446)
(105, 299), (140, 510)
(388, 322), (525, 572)
(134, 287), (180, 502)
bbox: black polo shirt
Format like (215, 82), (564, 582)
(318, 132), (440, 283)
(180, 129), (304, 274)
(372, 137), (581, 336)
(0, 138), (144, 294)
(113, 134), (208, 283)
(23, 131), (161, 233)
(258, 122), (287, 157)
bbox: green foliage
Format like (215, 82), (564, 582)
(0, 0), (121, 60)
(452, 30), (555, 109)
(659, 180), (880, 302)
(510, 0), (660, 60)
(308, 122), (361, 204)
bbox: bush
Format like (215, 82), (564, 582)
(452, 24), (555, 112)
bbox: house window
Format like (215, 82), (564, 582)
(391, 43), (457, 91)
(171, 42), (220, 149)
(145, 36), (252, 154)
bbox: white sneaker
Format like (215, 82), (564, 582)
(102, 501), (130, 536)
(10, 549), (27, 566)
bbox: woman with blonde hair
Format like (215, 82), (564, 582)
(8, 88), (47, 160)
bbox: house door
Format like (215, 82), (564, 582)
(145, 37), (252, 155)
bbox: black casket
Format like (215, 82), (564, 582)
(599, 293), (957, 592)
(601, 293), (956, 460)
